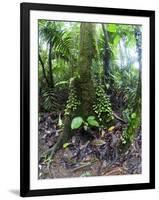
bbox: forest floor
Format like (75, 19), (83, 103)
(38, 112), (141, 179)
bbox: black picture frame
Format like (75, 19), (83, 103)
(20, 2), (155, 197)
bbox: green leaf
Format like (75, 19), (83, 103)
(71, 117), (83, 129)
(55, 80), (68, 86)
(87, 116), (95, 121)
(107, 24), (117, 32)
(87, 116), (99, 127)
(108, 126), (115, 132)
(63, 143), (71, 149)
(113, 35), (120, 46)
(131, 113), (136, 119)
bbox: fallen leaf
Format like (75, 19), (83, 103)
(103, 167), (123, 176)
(91, 139), (106, 146)
(108, 126), (115, 132)
(63, 143), (71, 149)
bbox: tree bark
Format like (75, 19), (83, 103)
(76, 23), (96, 119)
(135, 26), (142, 99)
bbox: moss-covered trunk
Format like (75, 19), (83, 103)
(64, 22), (97, 140)
(45, 23), (97, 158)
(76, 23), (96, 119)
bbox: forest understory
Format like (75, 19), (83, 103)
(38, 111), (141, 179)
(38, 21), (142, 179)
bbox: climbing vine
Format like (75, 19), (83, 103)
(64, 84), (80, 116)
(93, 84), (113, 124)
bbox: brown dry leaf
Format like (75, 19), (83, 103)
(103, 167), (123, 176)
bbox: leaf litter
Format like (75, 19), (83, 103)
(38, 112), (141, 179)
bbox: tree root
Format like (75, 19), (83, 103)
(40, 132), (64, 162)
(39, 115), (72, 160)
(71, 159), (98, 172)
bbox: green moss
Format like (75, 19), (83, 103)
(75, 23), (96, 119)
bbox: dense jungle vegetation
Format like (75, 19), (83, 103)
(38, 20), (142, 179)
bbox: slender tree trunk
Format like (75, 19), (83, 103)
(48, 42), (54, 88)
(39, 54), (49, 86)
(102, 24), (111, 78)
(133, 26), (142, 122)
(135, 26), (142, 99)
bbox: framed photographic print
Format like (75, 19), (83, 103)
(20, 2), (155, 197)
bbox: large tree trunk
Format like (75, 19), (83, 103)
(76, 23), (96, 119)
(46, 23), (96, 158)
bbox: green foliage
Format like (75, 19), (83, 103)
(107, 24), (117, 33)
(110, 65), (139, 111)
(93, 84), (113, 124)
(71, 117), (83, 129)
(113, 35), (120, 46)
(87, 116), (99, 127)
(40, 87), (59, 112)
(53, 61), (72, 86)
(71, 116), (99, 130)
(121, 109), (140, 144)
(39, 20), (71, 57)
(39, 20), (74, 89)
(110, 64), (141, 146)
(38, 20), (141, 150)
(55, 80), (69, 87)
